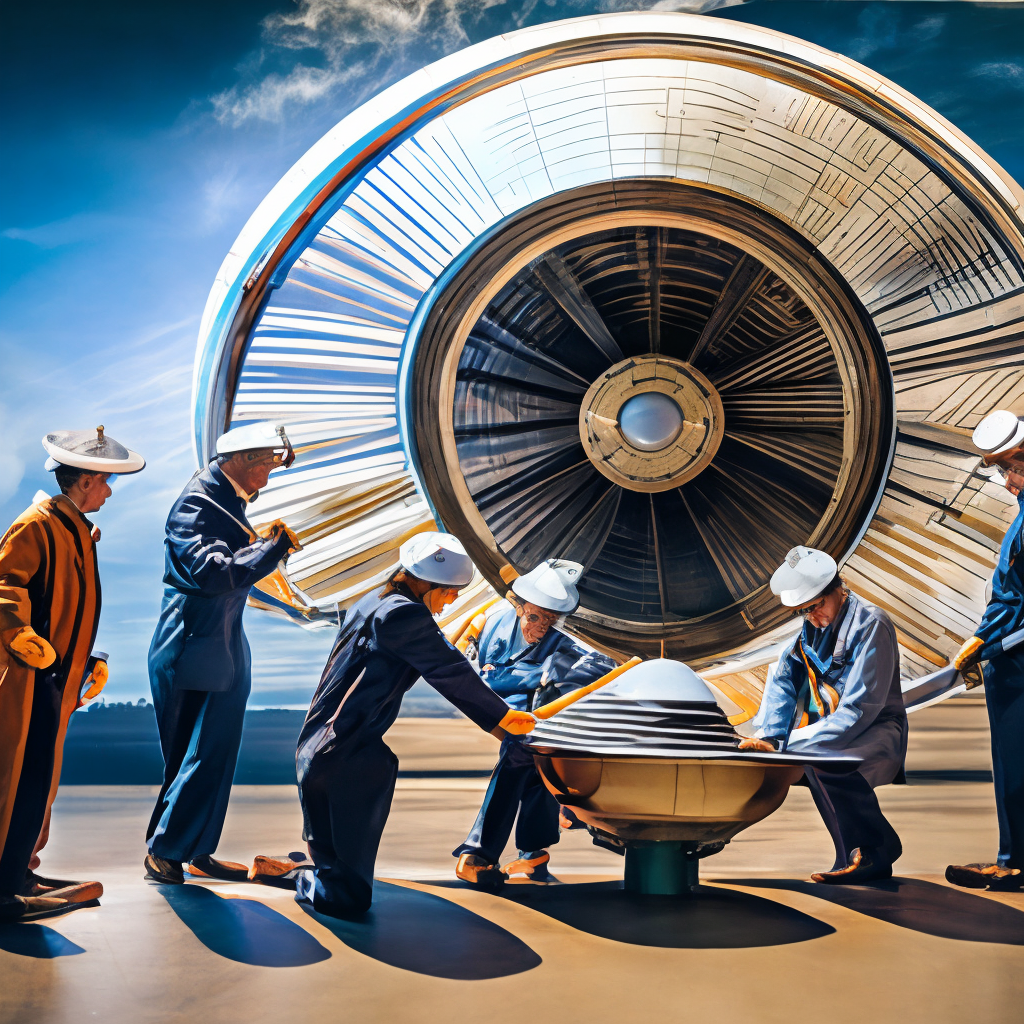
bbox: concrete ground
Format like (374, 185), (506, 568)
(2, 698), (1023, 1024)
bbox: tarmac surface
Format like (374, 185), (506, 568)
(2, 697), (1023, 1024)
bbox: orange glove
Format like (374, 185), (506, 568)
(6, 628), (57, 669)
(498, 709), (536, 735)
(82, 660), (108, 701)
(261, 519), (302, 552)
(737, 737), (776, 752)
(953, 636), (983, 670)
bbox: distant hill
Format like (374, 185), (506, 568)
(62, 685), (458, 785)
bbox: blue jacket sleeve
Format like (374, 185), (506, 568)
(376, 603), (510, 732)
(976, 514), (1024, 647)
(754, 640), (802, 744)
(786, 617), (896, 751)
(167, 497), (291, 594)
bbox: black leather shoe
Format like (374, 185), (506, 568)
(145, 853), (184, 884)
(946, 862), (1022, 890)
(812, 847), (893, 885)
(187, 855), (249, 882)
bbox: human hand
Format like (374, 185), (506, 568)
(82, 660), (108, 701)
(6, 628), (57, 669)
(953, 636), (983, 670)
(737, 737), (776, 752)
(498, 709), (537, 735)
(263, 519), (302, 551)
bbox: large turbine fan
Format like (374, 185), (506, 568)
(455, 226), (844, 626)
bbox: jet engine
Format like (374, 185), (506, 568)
(192, 13), (1024, 712)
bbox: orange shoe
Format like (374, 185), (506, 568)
(249, 852), (313, 889)
(186, 855), (249, 882)
(501, 850), (554, 882)
(455, 853), (504, 888)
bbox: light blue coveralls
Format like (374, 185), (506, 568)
(754, 592), (908, 870)
(453, 602), (611, 864)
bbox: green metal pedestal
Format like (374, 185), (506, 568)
(623, 842), (700, 894)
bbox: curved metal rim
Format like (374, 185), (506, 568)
(406, 178), (895, 662)
(192, 14), (1023, 465)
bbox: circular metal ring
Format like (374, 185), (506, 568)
(579, 357), (724, 491)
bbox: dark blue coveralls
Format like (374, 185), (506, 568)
(146, 462), (292, 862)
(295, 582), (510, 918)
(452, 602), (611, 865)
(975, 491), (1024, 868)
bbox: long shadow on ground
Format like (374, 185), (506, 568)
(429, 879), (834, 948)
(718, 877), (1024, 945)
(0, 922), (85, 958)
(301, 880), (541, 979)
(158, 884), (331, 967)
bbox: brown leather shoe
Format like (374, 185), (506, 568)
(455, 853), (504, 888)
(187, 855), (249, 882)
(0, 893), (91, 922)
(21, 872), (103, 903)
(945, 862), (1022, 890)
(812, 848), (893, 885)
(501, 850), (554, 882)
(249, 852), (313, 889)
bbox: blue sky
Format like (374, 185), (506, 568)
(2, 0), (1023, 706)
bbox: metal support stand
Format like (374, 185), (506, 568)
(623, 841), (700, 894)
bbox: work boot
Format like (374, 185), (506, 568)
(0, 893), (87, 923)
(20, 871), (103, 903)
(249, 852), (313, 890)
(812, 847), (892, 885)
(455, 853), (504, 889)
(502, 850), (556, 883)
(186, 855), (249, 882)
(144, 853), (184, 885)
(945, 863), (1023, 891)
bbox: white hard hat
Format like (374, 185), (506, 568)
(512, 559), (583, 614)
(42, 426), (145, 474)
(973, 410), (1024, 460)
(770, 546), (838, 608)
(399, 531), (474, 586)
(216, 421), (292, 456)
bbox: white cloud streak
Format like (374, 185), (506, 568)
(210, 0), (746, 126)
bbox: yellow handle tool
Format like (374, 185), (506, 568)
(533, 656), (642, 720)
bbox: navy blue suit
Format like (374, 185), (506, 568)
(976, 492), (1024, 869)
(146, 462), (292, 862)
(453, 602), (612, 864)
(296, 583), (509, 917)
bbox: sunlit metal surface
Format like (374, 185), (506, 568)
(193, 14), (1024, 699)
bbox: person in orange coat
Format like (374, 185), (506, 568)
(0, 427), (144, 922)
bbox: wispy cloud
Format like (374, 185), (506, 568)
(210, 0), (746, 127)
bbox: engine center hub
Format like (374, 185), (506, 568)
(580, 356), (724, 491)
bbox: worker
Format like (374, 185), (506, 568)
(291, 532), (533, 919)
(946, 411), (1024, 891)
(145, 422), (301, 885)
(739, 546), (907, 884)
(454, 559), (613, 886)
(0, 427), (144, 921)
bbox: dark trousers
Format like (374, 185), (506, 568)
(805, 767), (902, 871)
(146, 679), (249, 863)
(0, 671), (62, 897)
(297, 739), (398, 918)
(453, 736), (560, 863)
(985, 652), (1024, 869)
